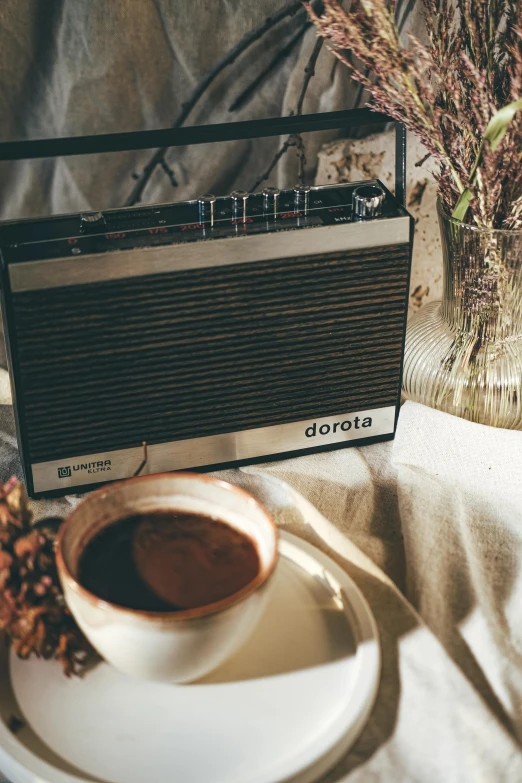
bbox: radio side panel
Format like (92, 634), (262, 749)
(0, 251), (33, 491)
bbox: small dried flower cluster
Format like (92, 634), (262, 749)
(0, 477), (92, 676)
(305, 0), (522, 229)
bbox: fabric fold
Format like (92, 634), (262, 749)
(392, 401), (522, 743)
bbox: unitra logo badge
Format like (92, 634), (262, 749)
(57, 461), (112, 478)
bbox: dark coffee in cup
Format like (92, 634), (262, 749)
(78, 510), (261, 612)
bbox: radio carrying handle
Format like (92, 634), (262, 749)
(0, 109), (407, 207)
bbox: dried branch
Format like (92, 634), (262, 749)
(159, 160), (178, 189)
(415, 151), (432, 167)
(228, 23), (309, 112)
(294, 132), (308, 183)
(295, 36), (324, 114)
(250, 135), (299, 191)
(249, 34), (324, 190)
(125, 0), (306, 206)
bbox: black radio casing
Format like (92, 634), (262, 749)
(0, 180), (413, 497)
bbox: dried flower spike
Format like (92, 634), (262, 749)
(305, 0), (522, 229)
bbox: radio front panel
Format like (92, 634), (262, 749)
(0, 182), (413, 496)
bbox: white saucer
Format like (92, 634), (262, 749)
(0, 531), (380, 783)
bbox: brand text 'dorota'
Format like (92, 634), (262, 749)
(305, 415), (373, 438)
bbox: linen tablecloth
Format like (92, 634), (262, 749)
(0, 369), (520, 782)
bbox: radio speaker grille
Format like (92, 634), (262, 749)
(10, 244), (410, 463)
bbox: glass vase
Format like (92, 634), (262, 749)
(403, 202), (522, 429)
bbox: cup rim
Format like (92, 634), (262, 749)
(56, 472), (279, 622)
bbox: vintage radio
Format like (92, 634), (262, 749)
(0, 113), (413, 497)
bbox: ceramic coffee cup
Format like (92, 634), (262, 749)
(56, 473), (279, 683)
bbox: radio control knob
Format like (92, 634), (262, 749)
(262, 187), (280, 219)
(352, 185), (385, 219)
(293, 185), (311, 214)
(80, 212), (106, 232)
(198, 194), (216, 227)
(231, 190), (248, 222)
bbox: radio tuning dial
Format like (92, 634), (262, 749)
(198, 194), (217, 227)
(293, 185), (311, 215)
(352, 185), (385, 219)
(231, 190), (248, 222)
(262, 187), (280, 219)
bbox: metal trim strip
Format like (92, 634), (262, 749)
(10, 217), (410, 292)
(31, 405), (396, 492)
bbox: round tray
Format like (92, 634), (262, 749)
(0, 531), (380, 783)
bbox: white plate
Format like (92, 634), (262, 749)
(0, 531), (380, 783)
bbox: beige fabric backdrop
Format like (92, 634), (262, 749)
(0, 0), (423, 220)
